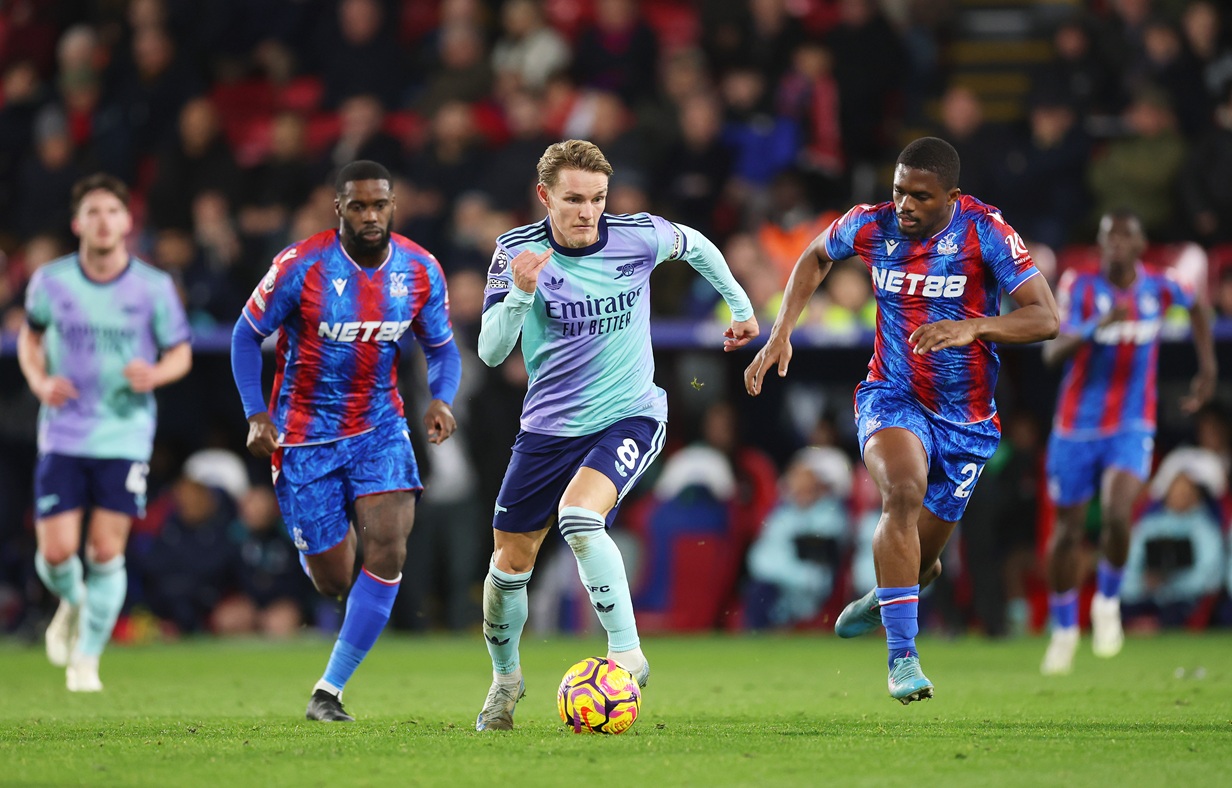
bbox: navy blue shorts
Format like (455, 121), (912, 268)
(34, 453), (148, 519)
(272, 422), (422, 555)
(854, 380), (1001, 524)
(1045, 429), (1154, 507)
(492, 417), (666, 533)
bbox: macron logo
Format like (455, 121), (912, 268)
(885, 239), (899, 254)
(333, 278), (347, 296)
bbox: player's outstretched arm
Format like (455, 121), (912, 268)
(744, 236), (833, 396)
(669, 223), (758, 350)
(17, 324), (79, 406)
(1182, 299), (1217, 413)
(909, 274), (1060, 355)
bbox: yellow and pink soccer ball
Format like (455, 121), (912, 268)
(557, 657), (641, 734)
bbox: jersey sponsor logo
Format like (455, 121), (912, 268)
(252, 290), (266, 310)
(489, 249), (509, 274)
(871, 266), (968, 297)
(613, 261), (645, 280)
(332, 277), (347, 296)
(260, 266), (278, 294)
(885, 239), (900, 254)
(544, 275), (565, 291)
(487, 277), (509, 290)
(317, 319), (412, 342)
(389, 272), (408, 298)
(937, 232), (959, 256)
(1093, 318), (1162, 345)
(546, 287), (644, 337)
(1006, 232), (1030, 260)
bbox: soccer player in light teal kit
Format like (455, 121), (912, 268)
(18, 174), (192, 691)
(474, 140), (759, 730)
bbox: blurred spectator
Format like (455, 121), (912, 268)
(1181, 0), (1232, 101)
(1095, 0), (1153, 104)
(814, 259), (876, 335)
(146, 96), (240, 232)
(997, 92), (1092, 248)
(756, 170), (829, 284)
(236, 112), (316, 266)
(415, 22), (493, 116)
(561, 90), (643, 176)
(1087, 88), (1187, 240)
(406, 99), (487, 214)
(491, 0), (570, 95)
(776, 42), (845, 205)
(14, 107), (82, 241)
(720, 66), (800, 199)
(571, 0), (658, 106)
(1121, 447), (1227, 627)
(483, 89), (553, 216)
(1137, 17), (1209, 138)
(656, 92), (732, 239)
(0, 61), (45, 226)
(1036, 15), (1120, 119)
(135, 450), (248, 635)
(320, 93), (404, 180)
(1193, 402), (1231, 476)
(935, 85), (1002, 203)
(212, 486), (310, 639)
(706, 233), (784, 324)
(319, 0), (408, 109)
(1179, 81), (1232, 244)
(744, 447), (852, 629)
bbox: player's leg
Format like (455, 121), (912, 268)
(32, 454), (87, 668)
(564, 417), (665, 688)
(69, 506), (134, 692)
(1091, 437), (1149, 658)
(477, 428), (575, 730)
(1042, 432), (1100, 675)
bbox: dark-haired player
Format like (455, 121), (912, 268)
(745, 137), (1059, 703)
(20, 173), (192, 692)
(231, 160), (461, 721)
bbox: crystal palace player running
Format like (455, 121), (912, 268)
(474, 140), (758, 730)
(1040, 210), (1215, 676)
(231, 161), (460, 721)
(745, 137), (1059, 704)
(20, 174), (192, 692)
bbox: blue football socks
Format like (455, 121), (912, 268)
(559, 506), (639, 653)
(1049, 590), (1079, 629)
(320, 568), (400, 694)
(78, 556), (127, 658)
(35, 552), (84, 607)
(482, 561), (533, 676)
(1096, 560), (1124, 599)
(876, 585), (921, 668)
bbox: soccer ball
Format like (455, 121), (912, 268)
(557, 657), (641, 734)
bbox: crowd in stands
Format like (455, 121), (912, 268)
(1, 0), (1231, 640)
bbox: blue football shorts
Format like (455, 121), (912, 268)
(272, 421), (422, 554)
(34, 453), (148, 519)
(1045, 429), (1154, 507)
(491, 416), (666, 534)
(854, 380), (1001, 524)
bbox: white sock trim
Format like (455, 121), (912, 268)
(314, 679), (342, 698)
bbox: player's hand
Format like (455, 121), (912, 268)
(246, 412), (280, 459)
(34, 375), (79, 407)
(723, 316), (760, 352)
(744, 333), (792, 396)
(423, 399), (457, 445)
(510, 249), (552, 293)
(909, 319), (979, 355)
(1180, 367), (1216, 414)
(123, 358), (158, 393)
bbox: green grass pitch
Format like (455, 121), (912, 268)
(2, 632), (1230, 787)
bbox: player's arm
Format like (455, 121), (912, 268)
(420, 337), (460, 445)
(477, 248), (550, 367)
(910, 274), (1059, 355)
(1182, 298), (1217, 413)
(668, 223), (759, 351)
(231, 316), (278, 458)
(17, 324), (79, 406)
(123, 342), (192, 393)
(744, 234), (834, 396)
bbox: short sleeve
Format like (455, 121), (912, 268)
(411, 255), (454, 348)
(242, 246), (304, 336)
(1162, 269), (1196, 311)
(151, 274), (191, 349)
(821, 204), (873, 261)
(24, 269), (51, 330)
(977, 210), (1040, 294)
(483, 242), (515, 313)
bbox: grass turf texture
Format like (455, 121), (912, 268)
(2, 633), (1230, 787)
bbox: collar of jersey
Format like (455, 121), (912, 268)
(545, 216), (609, 257)
(338, 236), (393, 275)
(76, 254), (132, 286)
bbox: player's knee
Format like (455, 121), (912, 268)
(38, 543), (77, 566)
(313, 573), (350, 598)
(881, 478), (926, 519)
(919, 559), (942, 586)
